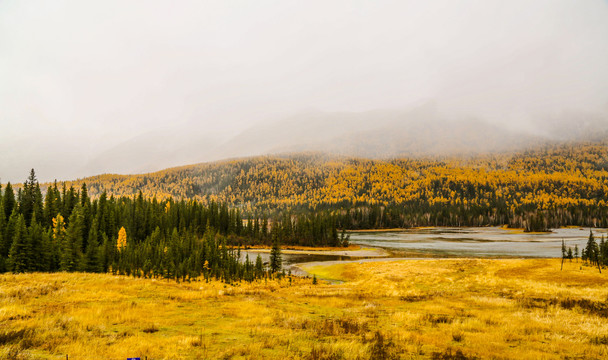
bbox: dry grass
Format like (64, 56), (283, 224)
(1, 259), (607, 359)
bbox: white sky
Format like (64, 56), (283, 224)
(1, 0), (608, 182)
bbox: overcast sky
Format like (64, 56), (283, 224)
(1, 0), (608, 182)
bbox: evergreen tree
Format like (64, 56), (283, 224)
(270, 235), (282, 273)
(1, 210), (18, 258)
(61, 205), (84, 271)
(8, 215), (30, 273)
(585, 230), (597, 265)
(255, 254), (264, 278)
(3, 182), (15, 220)
(600, 236), (608, 267)
(84, 218), (101, 272)
(0, 194), (4, 272)
(39, 229), (53, 272)
(43, 182), (60, 228)
(20, 169), (43, 226)
(28, 213), (44, 271)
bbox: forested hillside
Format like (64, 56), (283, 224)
(53, 142), (608, 231)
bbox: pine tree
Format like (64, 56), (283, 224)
(270, 235), (282, 273)
(20, 169), (43, 226)
(0, 198), (4, 273)
(84, 218), (101, 272)
(561, 239), (566, 270)
(255, 254), (264, 278)
(8, 215), (30, 273)
(3, 182), (15, 220)
(1, 210), (18, 258)
(43, 182), (60, 228)
(600, 236), (608, 266)
(28, 213), (44, 271)
(585, 230), (597, 265)
(39, 229), (53, 272)
(61, 205), (84, 272)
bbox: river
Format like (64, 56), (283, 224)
(349, 226), (606, 258)
(242, 227), (606, 274)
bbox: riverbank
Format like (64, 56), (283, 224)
(243, 245), (389, 258)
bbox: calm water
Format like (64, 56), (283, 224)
(349, 227), (607, 258)
(240, 251), (357, 266)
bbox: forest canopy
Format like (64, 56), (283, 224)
(46, 141), (608, 231)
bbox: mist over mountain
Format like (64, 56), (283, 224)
(82, 129), (224, 176)
(4, 103), (608, 183)
(221, 104), (544, 158)
(2, 1), (608, 182)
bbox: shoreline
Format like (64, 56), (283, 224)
(244, 246), (389, 258)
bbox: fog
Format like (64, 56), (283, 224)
(1, 1), (607, 182)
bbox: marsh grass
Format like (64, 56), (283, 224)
(1, 259), (607, 359)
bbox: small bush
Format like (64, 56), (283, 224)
(590, 335), (608, 345)
(432, 348), (478, 360)
(368, 331), (398, 360)
(424, 314), (453, 325)
(306, 344), (345, 360)
(452, 331), (464, 342)
(142, 324), (159, 333)
(0, 329), (35, 346)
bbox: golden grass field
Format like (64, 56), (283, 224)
(1, 258), (608, 359)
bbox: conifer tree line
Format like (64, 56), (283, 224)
(0, 170), (344, 280)
(579, 231), (608, 272)
(559, 231), (608, 273)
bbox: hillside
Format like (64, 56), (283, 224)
(50, 141), (608, 229)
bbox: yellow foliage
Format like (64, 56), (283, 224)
(51, 214), (66, 240)
(45, 143), (608, 220)
(117, 227), (127, 251)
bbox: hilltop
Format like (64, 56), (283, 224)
(41, 141), (608, 230)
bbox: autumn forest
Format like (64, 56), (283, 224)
(58, 141), (608, 231)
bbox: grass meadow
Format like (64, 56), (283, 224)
(1, 258), (607, 359)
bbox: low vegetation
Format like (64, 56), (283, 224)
(2, 258), (607, 359)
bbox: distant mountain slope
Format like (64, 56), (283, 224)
(214, 104), (543, 159)
(51, 142), (608, 228)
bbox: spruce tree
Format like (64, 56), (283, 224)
(28, 213), (44, 271)
(8, 215), (30, 273)
(255, 254), (264, 278)
(585, 230), (597, 265)
(43, 182), (60, 228)
(3, 182), (15, 220)
(61, 205), (84, 272)
(1, 210), (18, 258)
(39, 229), (53, 272)
(20, 169), (43, 226)
(84, 218), (101, 272)
(270, 235), (282, 273)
